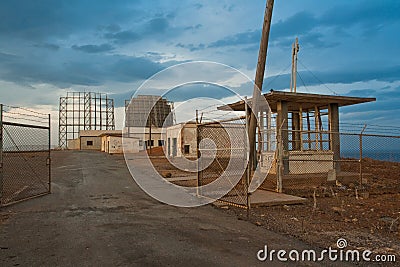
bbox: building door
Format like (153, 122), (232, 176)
(172, 138), (177, 157)
(167, 138), (170, 156)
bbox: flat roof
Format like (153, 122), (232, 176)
(79, 130), (121, 137)
(218, 91), (376, 112)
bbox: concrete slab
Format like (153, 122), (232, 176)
(213, 189), (307, 207)
(250, 189), (307, 207)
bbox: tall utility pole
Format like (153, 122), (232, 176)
(248, 0), (274, 171)
(290, 37), (300, 92)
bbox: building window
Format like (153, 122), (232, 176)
(139, 140), (143, 146)
(146, 140), (154, 147)
(158, 140), (165, 146)
(184, 145), (190, 154)
(87, 140), (93, 146)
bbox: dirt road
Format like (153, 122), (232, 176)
(1, 151), (350, 266)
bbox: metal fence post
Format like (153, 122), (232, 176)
(0, 104), (3, 205)
(48, 113), (51, 193)
(245, 97), (250, 213)
(196, 110), (200, 197)
(277, 123), (283, 193)
(359, 124), (367, 185)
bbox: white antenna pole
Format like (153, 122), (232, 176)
(290, 41), (294, 92)
(293, 37), (299, 93)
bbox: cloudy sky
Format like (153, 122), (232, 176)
(0, 0), (399, 140)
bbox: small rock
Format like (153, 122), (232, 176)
(332, 206), (345, 213)
(291, 217), (299, 222)
(220, 206), (229, 210)
(283, 205), (290, 211)
(255, 221), (262, 226)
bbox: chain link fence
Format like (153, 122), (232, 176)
(260, 125), (400, 198)
(197, 116), (250, 208)
(0, 104), (51, 206)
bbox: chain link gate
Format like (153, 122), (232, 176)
(197, 116), (250, 209)
(0, 104), (51, 206)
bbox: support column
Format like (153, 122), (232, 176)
(314, 106), (320, 150)
(299, 106), (303, 151)
(277, 101), (289, 174)
(292, 112), (301, 150)
(329, 103), (340, 172)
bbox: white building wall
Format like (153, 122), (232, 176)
(125, 127), (165, 150)
(166, 123), (197, 158)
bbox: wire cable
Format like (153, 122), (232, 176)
(298, 59), (338, 95)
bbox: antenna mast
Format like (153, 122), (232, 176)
(290, 37), (300, 92)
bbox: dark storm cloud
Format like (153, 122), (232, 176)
(261, 65), (400, 91)
(33, 43), (60, 51)
(184, 24), (202, 31)
(175, 43), (205, 52)
(0, 52), (18, 61)
(104, 17), (172, 44)
(0, 0), (136, 41)
(146, 17), (169, 32)
(72, 44), (115, 53)
(209, 30), (260, 48)
(0, 51), (166, 87)
(206, 1), (400, 49)
(320, 1), (400, 33)
(104, 30), (141, 44)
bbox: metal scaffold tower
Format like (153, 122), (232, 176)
(58, 92), (115, 148)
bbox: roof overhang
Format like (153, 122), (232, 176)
(218, 91), (376, 112)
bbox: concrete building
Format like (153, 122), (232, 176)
(125, 127), (165, 151)
(124, 95), (175, 151)
(100, 133), (140, 154)
(67, 130), (121, 151)
(166, 122), (197, 158)
(125, 95), (174, 128)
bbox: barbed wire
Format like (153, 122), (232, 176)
(4, 111), (49, 120)
(2, 104), (50, 116)
(2, 114), (49, 125)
